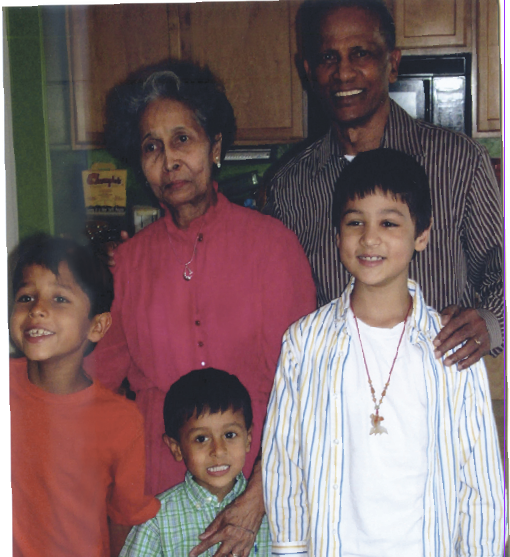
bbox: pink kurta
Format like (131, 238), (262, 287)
(85, 192), (316, 495)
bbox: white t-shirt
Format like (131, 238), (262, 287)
(340, 309), (428, 557)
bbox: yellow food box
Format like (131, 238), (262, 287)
(82, 162), (127, 215)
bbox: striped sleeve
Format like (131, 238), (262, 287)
(462, 146), (503, 351)
(457, 361), (505, 555)
(262, 327), (309, 557)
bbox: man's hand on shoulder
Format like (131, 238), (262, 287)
(433, 305), (490, 369)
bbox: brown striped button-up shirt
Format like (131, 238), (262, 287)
(265, 100), (503, 354)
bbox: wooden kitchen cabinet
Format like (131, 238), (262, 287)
(392, 0), (500, 137)
(394, 0), (468, 48)
(172, 2), (304, 143)
(475, 0), (500, 132)
(67, 4), (176, 148)
(67, 2), (304, 148)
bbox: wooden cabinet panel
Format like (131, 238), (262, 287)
(395, 0), (468, 48)
(67, 2), (304, 148)
(476, 0), (500, 132)
(67, 5), (175, 148)
(171, 1), (304, 143)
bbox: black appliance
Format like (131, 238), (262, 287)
(389, 54), (472, 135)
(306, 54), (472, 139)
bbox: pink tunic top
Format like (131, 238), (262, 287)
(85, 192), (316, 495)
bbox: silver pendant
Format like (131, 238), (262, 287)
(183, 265), (193, 281)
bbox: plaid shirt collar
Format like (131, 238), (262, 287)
(183, 470), (247, 510)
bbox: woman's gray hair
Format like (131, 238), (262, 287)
(140, 71), (209, 133)
(104, 60), (236, 182)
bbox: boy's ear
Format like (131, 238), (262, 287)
(245, 426), (253, 453)
(87, 312), (112, 343)
(414, 218), (433, 252)
(163, 434), (183, 462)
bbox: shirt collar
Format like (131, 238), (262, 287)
(183, 471), (247, 509)
(317, 98), (424, 172)
(314, 128), (345, 172)
(381, 99), (424, 157)
(334, 277), (355, 323)
(333, 278), (437, 342)
(162, 182), (228, 238)
(406, 279), (440, 343)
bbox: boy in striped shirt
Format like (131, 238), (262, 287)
(121, 368), (271, 556)
(262, 148), (504, 557)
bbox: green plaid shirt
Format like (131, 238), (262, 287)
(120, 472), (271, 556)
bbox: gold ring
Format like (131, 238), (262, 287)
(474, 338), (482, 346)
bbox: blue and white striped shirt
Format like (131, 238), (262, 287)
(262, 280), (504, 557)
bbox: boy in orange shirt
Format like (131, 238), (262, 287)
(9, 235), (160, 557)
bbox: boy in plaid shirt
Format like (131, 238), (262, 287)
(121, 368), (270, 556)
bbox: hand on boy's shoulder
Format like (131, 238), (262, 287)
(189, 470), (265, 557)
(105, 230), (130, 267)
(433, 305), (490, 370)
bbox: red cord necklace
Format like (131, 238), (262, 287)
(352, 299), (412, 435)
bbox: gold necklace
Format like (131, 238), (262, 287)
(352, 300), (412, 435)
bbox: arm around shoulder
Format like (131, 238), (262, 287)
(464, 147), (504, 354)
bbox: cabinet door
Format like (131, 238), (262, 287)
(67, 5), (176, 148)
(174, 1), (305, 143)
(395, 0), (468, 48)
(476, 0), (500, 132)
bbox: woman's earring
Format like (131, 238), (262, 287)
(216, 159), (221, 169)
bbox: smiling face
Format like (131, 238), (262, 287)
(10, 263), (108, 371)
(165, 408), (252, 501)
(336, 189), (430, 291)
(139, 97), (222, 216)
(305, 6), (400, 128)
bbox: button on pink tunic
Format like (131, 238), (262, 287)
(85, 192), (316, 495)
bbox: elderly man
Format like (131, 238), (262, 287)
(189, 2), (503, 556)
(265, 0), (503, 369)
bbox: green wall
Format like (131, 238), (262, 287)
(6, 7), (54, 240)
(476, 137), (502, 158)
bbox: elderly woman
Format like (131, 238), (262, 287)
(85, 60), (316, 555)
